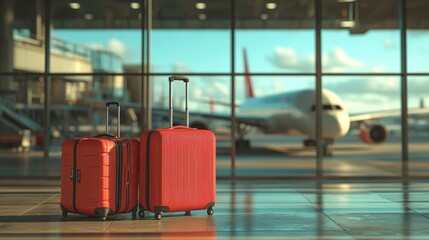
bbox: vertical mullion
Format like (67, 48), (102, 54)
(230, 0), (236, 178)
(399, 0), (409, 177)
(315, 0), (323, 178)
(43, 0), (51, 176)
(141, 0), (145, 129)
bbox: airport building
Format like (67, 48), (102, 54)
(1, 0), (429, 239)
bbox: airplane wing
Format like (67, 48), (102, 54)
(117, 103), (270, 128)
(349, 107), (429, 122)
(196, 112), (269, 128)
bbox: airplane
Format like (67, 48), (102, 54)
(185, 49), (429, 156)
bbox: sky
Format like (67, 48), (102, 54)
(53, 28), (429, 114)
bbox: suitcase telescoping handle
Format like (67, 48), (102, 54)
(105, 101), (121, 137)
(168, 75), (189, 128)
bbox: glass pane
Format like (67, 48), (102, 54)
(1, 0), (45, 76)
(407, 0), (429, 73)
(323, 76), (401, 176)
(322, 0), (400, 73)
(0, 74), (48, 176)
(234, 76), (316, 177)
(151, 0), (230, 73)
(51, 0), (142, 73)
(235, 0), (315, 73)
(408, 77), (429, 176)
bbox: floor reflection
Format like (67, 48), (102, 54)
(1, 180), (429, 239)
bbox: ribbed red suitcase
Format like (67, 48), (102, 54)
(60, 102), (139, 220)
(138, 76), (216, 220)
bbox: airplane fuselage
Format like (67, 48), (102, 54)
(237, 89), (351, 140)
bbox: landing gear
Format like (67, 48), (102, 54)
(323, 144), (333, 157)
(303, 139), (316, 147)
(236, 123), (251, 150)
(235, 139), (250, 149)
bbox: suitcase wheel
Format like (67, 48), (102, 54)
(185, 211), (191, 216)
(61, 210), (68, 217)
(154, 212), (162, 220)
(132, 211), (137, 218)
(138, 210), (145, 218)
(207, 207), (214, 215)
(102, 216), (107, 221)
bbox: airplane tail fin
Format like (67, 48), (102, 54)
(243, 48), (255, 99)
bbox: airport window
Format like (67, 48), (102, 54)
(321, 0), (400, 73)
(408, 77), (429, 177)
(407, 0), (429, 72)
(323, 76), (402, 177)
(151, 0), (231, 73)
(1, 0), (429, 179)
(235, 0), (315, 74)
(51, 0), (143, 74)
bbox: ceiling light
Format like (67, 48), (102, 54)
(198, 13), (206, 20)
(338, 0), (355, 2)
(195, 2), (206, 10)
(130, 2), (140, 9)
(261, 14), (268, 20)
(340, 20), (355, 28)
(266, 3), (277, 10)
(84, 13), (93, 20)
(69, 2), (80, 9)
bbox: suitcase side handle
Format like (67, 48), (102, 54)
(168, 76), (189, 128)
(106, 101), (121, 137)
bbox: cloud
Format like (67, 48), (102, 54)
(87, 43), (104, 50)
(86, 39), (126, 58)
(270, 47), (301, 68)
(409, 78), (429, 95)
(191, 77), (231, 112)
(323, 77), (403, 112)
(269, 46), (364, 72)
(269, 47), (313, 71)
(325, 77), (400, 95)
(345, 94), (399, 113)
(212, 81), (229, 96)
(383, 36), (396, 49)
(107, 39), (126, 58)
(172, 61), (192, 73)
(323, 47), (363, 72)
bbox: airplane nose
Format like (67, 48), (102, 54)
(323, 112), (350, 138)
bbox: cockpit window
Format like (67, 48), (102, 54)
(310, 104), (343, 111)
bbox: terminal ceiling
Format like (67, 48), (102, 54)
(11, 0), (429, 34)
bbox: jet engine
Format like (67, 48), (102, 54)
(358, 124), (388, 144)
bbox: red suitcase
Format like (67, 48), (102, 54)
(138, 76), (216, 220)
(60, 102), (139, 220)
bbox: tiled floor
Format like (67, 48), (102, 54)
(1, 179), (429, 239)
